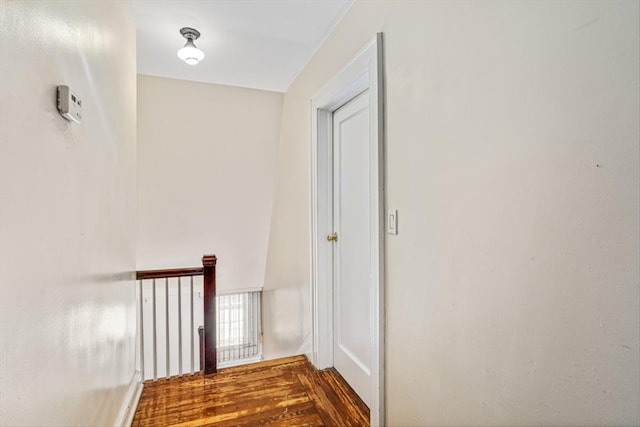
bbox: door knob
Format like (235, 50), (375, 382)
(327, 233), (338, 242)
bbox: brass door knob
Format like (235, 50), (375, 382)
(327, 233), (338, 242)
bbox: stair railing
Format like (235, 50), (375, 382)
(136, 254), (217, 380)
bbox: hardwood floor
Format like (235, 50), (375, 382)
(132, 355), (369, 426)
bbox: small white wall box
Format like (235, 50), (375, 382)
(57, 85), (82, 123)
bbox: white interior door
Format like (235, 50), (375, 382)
(331, 90), (372, 407)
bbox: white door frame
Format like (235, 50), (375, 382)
(309, 33), (384, 426)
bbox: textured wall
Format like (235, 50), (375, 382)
(0, 1), (137, 425)
(263, 0), (640, 425)
(137, 75), (283, 292)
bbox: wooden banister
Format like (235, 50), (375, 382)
(136, 267), (203, 280)
(202, 255), (217, 374)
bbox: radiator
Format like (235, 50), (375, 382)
(216, 291), (262, 368)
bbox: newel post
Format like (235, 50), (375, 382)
(202, 254), (217, 374)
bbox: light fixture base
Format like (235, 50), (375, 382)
(180, 27), (201, 41)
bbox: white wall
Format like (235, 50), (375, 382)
(263, 0), (640, 425)
(0, 1), (137, 425)
(137, 75), (282, 292)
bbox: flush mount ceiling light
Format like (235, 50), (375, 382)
(177, 27), (205, 65)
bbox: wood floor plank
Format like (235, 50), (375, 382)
(320, 368), (370, 425)
(135, 377), (302, 412)
(138, 391), (312, 425)
(168, 396), (311, 427)
(132, 355), (369, 427)
(297, 372), (344, 426)
(209, 400), (322, 427)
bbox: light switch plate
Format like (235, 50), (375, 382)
(387, 209), (398, 235)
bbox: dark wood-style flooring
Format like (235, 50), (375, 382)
(132, 355), (369, 426)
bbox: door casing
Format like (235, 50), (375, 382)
(309, 33), (384, 426)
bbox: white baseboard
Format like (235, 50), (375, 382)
(297, 334), (312, 360)
(114, 370), (143, 427)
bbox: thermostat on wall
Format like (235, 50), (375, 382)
(57, 85), (82, 123)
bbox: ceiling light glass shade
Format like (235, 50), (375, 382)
(177, 39), (205, 65)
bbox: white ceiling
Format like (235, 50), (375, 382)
(130, 0), (353, 92)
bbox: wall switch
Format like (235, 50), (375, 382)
(57, 85), (82, 123)
(387, 209), (398, 235)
